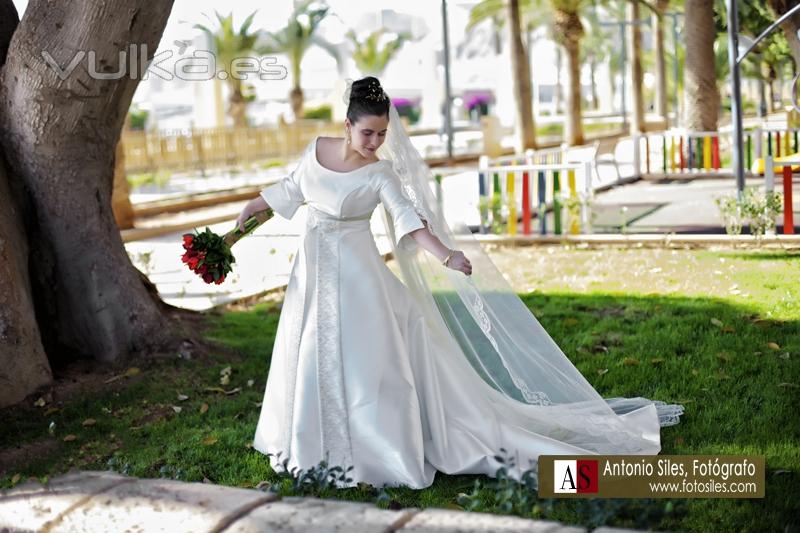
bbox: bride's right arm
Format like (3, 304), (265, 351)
(235, 196), (270, 232)
(236, 139), (312, 231)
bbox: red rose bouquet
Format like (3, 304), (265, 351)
(181, 208), (273, 284)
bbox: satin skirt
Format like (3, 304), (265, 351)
(252, 209), (661, 490)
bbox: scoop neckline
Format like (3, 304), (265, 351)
(313, 136), (383, 175)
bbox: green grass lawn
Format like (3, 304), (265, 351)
(1, 245), (798, 532)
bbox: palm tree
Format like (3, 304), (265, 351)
(465, 0), (542, 117)
(627, 0), (645, 134)
(652, 0), (670, 126)
(468, 0), (590, 146)
(551, 0), (586, 145)
(683, 0), (719, 131)
(581, 9), (613, 111)
(195, 11), (260, 128)
(346, 29), (412, 77)
(466, 0), (515, 55)
(256, 0), (340, 120)
(508, 0), (538, 149)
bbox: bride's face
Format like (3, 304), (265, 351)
(347, 114), (389, 158)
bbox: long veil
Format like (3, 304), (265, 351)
(349, 83), (684, 461)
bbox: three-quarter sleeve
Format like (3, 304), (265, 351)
(259, 142), (311, 219)
(376, 164), (426, 252)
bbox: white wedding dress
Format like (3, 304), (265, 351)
(253, 135), (672, 490)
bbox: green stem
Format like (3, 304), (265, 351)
(223, 208), (274, 247)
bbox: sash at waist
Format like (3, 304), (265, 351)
(306, 205), (373, 229)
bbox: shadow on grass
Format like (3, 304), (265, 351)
(0, 293), (797, 532)
(713, 250), (800, 262)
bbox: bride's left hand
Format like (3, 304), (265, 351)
(447, 250), (472, 276)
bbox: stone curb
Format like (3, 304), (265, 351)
(0, 470), (665, 533)
(462, 233), (800, 246)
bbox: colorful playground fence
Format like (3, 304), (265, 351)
(638, 127), (800, 176)
(475, 124), (797, 236)
(477, 151), (593, 235)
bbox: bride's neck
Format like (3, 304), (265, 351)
(339, 138), (372, 163)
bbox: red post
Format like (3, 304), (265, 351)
(522, 170), (531, 235)
(679, 136), (685, 170)
(712, 137), (720, 170)
(783, 165), (794, 234)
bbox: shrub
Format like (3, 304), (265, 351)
(714, 186), (783, 239)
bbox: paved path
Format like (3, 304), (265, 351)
(0, 470), (661, 533)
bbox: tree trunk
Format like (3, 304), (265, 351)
(508, 0), (537, 151)
(112, 114), (134, 230)
(653, 0), (670, 126)
(628, 0), (645, 134)
(493, 15), (503, 55)
(767, 65), (778, 112)
(590, 59), (599, 110)
(290, 86), (304, 121)
(0, 144), (53, 408)
(609, 65), (617, 112)
(554, 46), (563, 114)
(229, 84), (247, 128)
(0, 0), (186, 407)
(683, 0), (719, 131)
(768, 79), (777, 112)
(0, 0), (52, 409)
(554, 9), (585, 146)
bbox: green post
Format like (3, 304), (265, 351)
(746, 134), (752, 171)
(492, 171), (501, 231)
(697, 137), (706, 170)
(434, 173), (443, 219)
(662, 135), (667, 173)
(537, 171), (547, 235)
(553, 171), (561, 235)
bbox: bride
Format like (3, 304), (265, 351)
(235, 76), (684, 491)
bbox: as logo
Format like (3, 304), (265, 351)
(553, 460), (599, 493)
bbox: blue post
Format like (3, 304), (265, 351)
(537, 170), (547, 235)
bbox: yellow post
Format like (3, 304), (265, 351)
(669, 136), (677, 172)
(784, 128), (791, 155)
(703, 136), (711, 170)
(507, 165), (517, 235)
(568, 169), (579, 234)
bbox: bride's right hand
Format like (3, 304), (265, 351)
(446, 250), (472, 276)
(235, 208), (251, 233)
